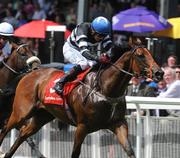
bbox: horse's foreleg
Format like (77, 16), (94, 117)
(111, 122), (135, 158)
(0, 127), (9, 147)
(0, 112), (18, 146)
(4, 110), (54, 158)
(26, 137), (46, 158)
(71, 124), (87, 158)
(3, 122), (39, 158)
(25, 110), (54, 158)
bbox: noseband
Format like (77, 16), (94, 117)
(1, 44), (30, 74)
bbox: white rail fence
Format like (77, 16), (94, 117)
(126, 96), (180, 158)
(2, 96), (180, 158)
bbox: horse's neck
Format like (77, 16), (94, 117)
(11, 42), (18, 49)
(0, 68), (16, 87)
(0, 45), (17, 87)
(99, 55), (132, 97)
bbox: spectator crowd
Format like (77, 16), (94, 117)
(0, 0), (78, 31)
(126, 54), (180, 117)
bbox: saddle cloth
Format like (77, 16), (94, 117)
(44, 68), (90, 105)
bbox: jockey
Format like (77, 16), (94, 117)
(0, 22), (14, 66)
(54, 16), (113, 95)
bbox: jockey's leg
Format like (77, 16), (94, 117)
(54, 65), (82, 94)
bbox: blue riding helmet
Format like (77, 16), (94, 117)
(91, 16), (111, 35)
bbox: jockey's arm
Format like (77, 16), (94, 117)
(101, 35), (113, 58)
(76, 23), (99, 61)
(81, 47), (98, 61)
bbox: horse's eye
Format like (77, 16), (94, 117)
(20, 53), (26, 56)
(19, 52), (27, 57)
(138, 54), (145, 59)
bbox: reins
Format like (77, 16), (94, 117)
(2, 60), (20, 74)
(1, 44), (30, 75)
(109, 62), (134, 77)
(78, 45), (148, 102)
(79, 64), (103, 105)
(74, 44), (153, 122)
(16, 43), (29, 52)
(109, 45), (152, 79)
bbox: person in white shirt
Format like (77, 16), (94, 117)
(158, 67), (180, 116)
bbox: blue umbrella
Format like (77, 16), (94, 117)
(112, 6), (172, 33)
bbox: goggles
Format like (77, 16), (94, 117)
(94, 32), (106, 38)
(91, 27), (106, 38)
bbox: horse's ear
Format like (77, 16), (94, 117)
(128, 37), (133, 47)
(128, 37), (142, 47)
(136, 38), (142, 45)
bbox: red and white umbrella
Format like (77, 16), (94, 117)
(14, 20), (71, 39)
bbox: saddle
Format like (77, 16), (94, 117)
(44, 68), (91, 105)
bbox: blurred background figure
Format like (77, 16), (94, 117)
(3, 8), (18, 28)
(158, 67), (180, 117)
(156, 79), (167, 95)
(175, 65), (180, 80)
(126, 76), (157, 116)
(162, 54), (178, 69)
(155, 79), (168, 116)
(65, 7), (77, 31)
(127, 77), (147, 96)
(167, 55), (178, 67)
(32, 2), (46, 20)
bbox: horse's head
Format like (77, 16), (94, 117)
(3, 43), (41, 74)
(127, 37), (163, 81)
(97, 37), (163, 97)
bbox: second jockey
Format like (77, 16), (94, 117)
(0, 22), (14, 67)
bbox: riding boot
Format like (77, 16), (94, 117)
(54, 65), (82, 95)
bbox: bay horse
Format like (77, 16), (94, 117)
(0, 38), (163, 158)
(0, 42), (41, 127)
(0, 42), (43, 157)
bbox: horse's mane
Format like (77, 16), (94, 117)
(111, 43), (131, 63)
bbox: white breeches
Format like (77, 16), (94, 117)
(63, 42), (97, 70)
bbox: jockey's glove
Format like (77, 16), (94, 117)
(98, 53), (111, 64)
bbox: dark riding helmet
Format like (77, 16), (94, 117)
(91, 16), (111, 36)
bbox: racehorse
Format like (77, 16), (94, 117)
(0, 42), (41, 127)
(0, 42), (43, 157)
(0, 37), (163, 158)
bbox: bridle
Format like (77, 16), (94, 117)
(2, 60), (20, 74)
(1, 43), (30, 74)
(110, 45), (154, 79)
